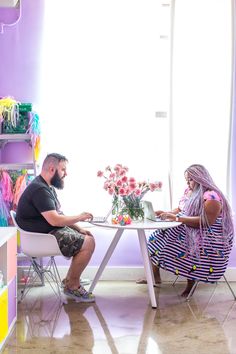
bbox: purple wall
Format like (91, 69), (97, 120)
(0, 0), (44, 101)
(1, 142), (32, 163)
(0, 0), (143, 268)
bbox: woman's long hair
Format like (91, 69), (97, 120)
(183, 164), (234, 255)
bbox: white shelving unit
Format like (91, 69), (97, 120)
(0, 133), (37, 176)
(0, 227), (17, 351)
(0, 133), (37, 258)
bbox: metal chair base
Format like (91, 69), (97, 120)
(19, 256), (62, 302)
(172, 275), (236, 301)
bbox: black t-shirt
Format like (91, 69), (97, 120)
(16, 175), (62, 233)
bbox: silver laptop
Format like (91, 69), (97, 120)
(143, 200), (164, 222)
(92, 207), (112, 223)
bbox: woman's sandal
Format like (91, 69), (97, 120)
(136, 278), (147, 284)
(136, 278), (162, 286)
(181, 279), (196, 297)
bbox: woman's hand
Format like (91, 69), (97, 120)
(159, 212), (177, 221)
(156, 208), (180, 217)
(155, 210), (164, 216)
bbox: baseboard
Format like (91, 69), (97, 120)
(17, 266), (236, 283)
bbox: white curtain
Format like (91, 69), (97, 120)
(37, 0), (234, 268)
(38, 0), (232, 214)
(38, 0), (171, 215)
(171, 0), (232, 205)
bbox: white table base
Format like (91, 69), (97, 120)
(89, 227), (157, 308)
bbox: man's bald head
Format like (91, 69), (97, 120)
(41, 153), (68, 189)
(42, 153), (68, 172)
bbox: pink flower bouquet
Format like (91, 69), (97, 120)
(97, 164), (162, 223)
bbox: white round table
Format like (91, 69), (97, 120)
(89, 220), (181, 308)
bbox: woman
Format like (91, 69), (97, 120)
(148, 164), (234, 297)
(136, 184), (191, 285)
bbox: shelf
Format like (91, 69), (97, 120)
(0, 133), (31, 141)
(17, 252), (28, 260)
(0, 134), (31, 142)
(0, 163), (35, 171)
(0, 227), (16, 248)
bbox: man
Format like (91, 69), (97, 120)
(16, 153), (95, 302)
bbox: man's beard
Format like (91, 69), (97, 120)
(51, 170), (64, 189)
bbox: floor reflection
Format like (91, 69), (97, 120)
(3, 281), (236, 354)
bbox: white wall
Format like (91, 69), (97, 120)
(37, 0), (234, 268)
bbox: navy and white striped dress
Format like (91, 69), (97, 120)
(148, 191), (233, 282)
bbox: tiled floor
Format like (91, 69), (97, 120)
(3, 281), (236, 354)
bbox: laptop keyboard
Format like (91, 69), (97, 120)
(92, 216), (106, 222)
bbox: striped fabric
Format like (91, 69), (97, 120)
(148, 217), (233, 282)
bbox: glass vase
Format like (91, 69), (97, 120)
(122, 197), (144, 223)
(111, 196), (133, 225)
(128, 205), (144, 222)
(111, 196), (124, 224)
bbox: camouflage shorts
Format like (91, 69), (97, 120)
(50, 226), (85, 258)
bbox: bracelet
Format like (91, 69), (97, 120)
(175, 216), (180, 222)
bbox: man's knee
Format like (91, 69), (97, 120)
(83, 234), (95, 253)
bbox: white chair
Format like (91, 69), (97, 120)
(10, 210), (63, 302)
(172, 274), (236, 301)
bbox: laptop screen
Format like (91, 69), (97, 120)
(142, 201), (156, 221)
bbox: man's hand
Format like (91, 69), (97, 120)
(78, 228), (93, 236)
(41, 210), (94, 227)
(70, 224), (93, 236)
(78, 212), (93, 222)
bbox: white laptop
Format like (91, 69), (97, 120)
(143, 200), (165, 222)
(92, 207), (112, 223)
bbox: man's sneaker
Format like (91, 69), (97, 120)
(61, 278), (91, 288)
(80, 278), (91, 286)
(64, 286), (95, 303)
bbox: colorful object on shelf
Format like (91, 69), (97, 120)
(0, 97), (18, 110)
(0, 97), (41, 137)
(0, 170), (13, 204)
(19, 103), (32, 112)
(13, 174), (27, 208)
(0, 96), (18, 123)
(0, 190), (9, 226)
(33, 136), (40, 161)
(0, 96), (40, 225)
(0, 97), (41, 161)
(0, 96), (20, 133)
(27, 112), (41, 161)
(0, 170), (34, 226)
(13, 173), (33, 209)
